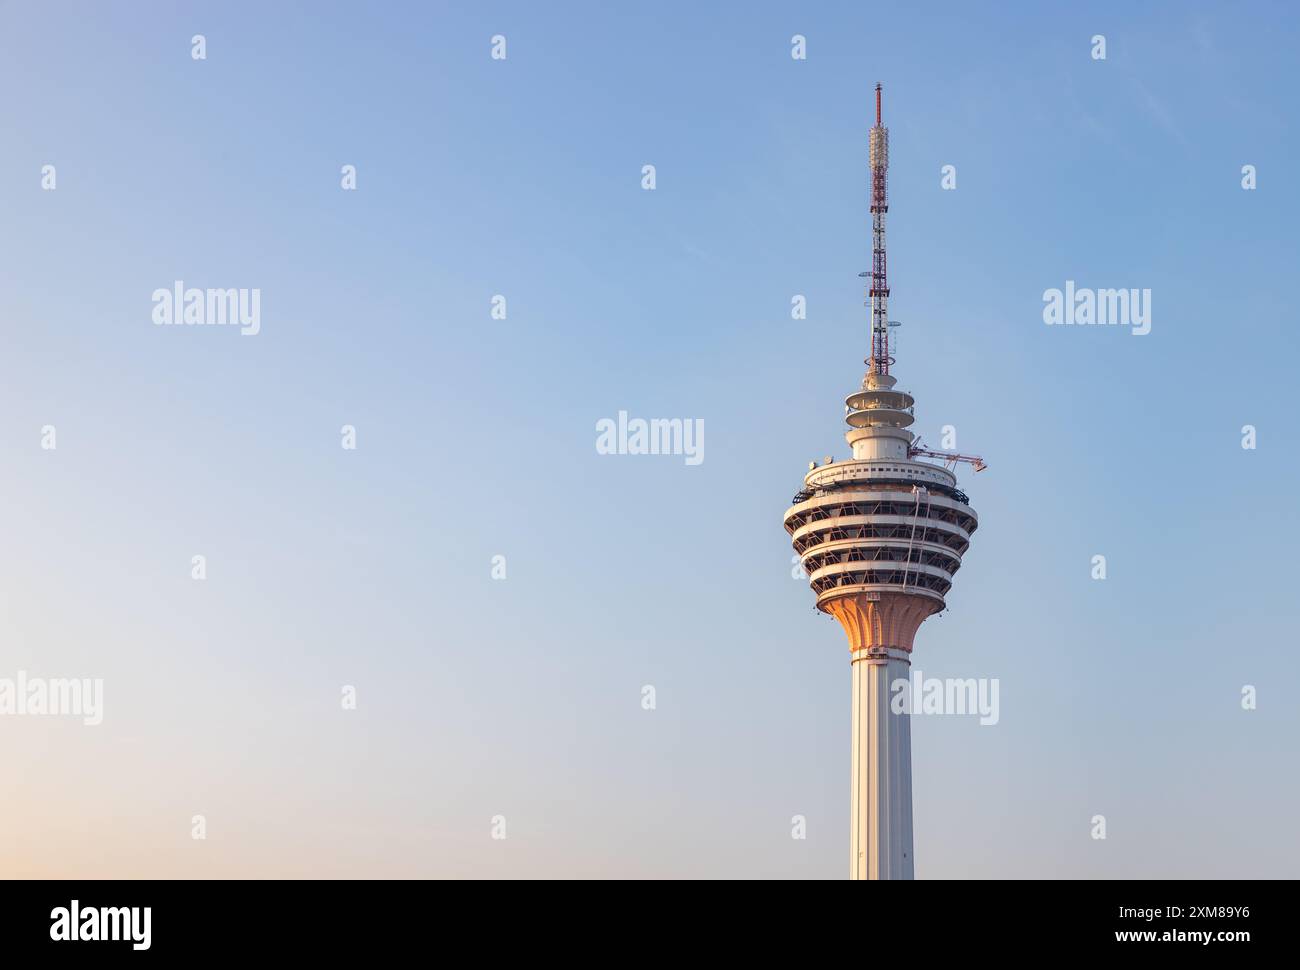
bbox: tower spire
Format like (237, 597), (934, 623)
(868, 83), (891, 377)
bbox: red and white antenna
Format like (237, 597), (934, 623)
(867, 82), (891, 376)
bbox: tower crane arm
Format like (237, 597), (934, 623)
(907, 445), (987, 472)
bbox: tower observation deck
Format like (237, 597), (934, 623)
(782, 85), (982, 880)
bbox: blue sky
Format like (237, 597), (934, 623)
(2, 1), (1297, 877)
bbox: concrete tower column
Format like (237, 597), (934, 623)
(850, 647), (914, 879)
(829, 591), (931, 879)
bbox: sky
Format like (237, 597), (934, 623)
(1, 1), (1298, 878)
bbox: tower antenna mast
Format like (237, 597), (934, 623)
(868, 82), (891, 376)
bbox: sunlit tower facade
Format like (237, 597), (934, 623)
(782, 86), (984, 880)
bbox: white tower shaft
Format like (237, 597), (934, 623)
(850, 647), (914, 879)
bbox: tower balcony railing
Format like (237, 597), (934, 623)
(792, 525), (970, 557)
